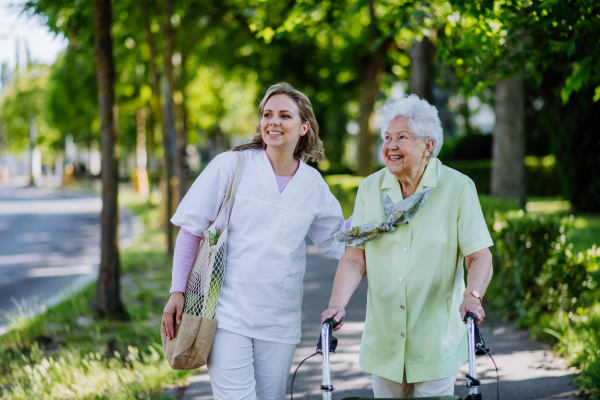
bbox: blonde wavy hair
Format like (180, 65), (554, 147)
(232, 82), (325, 163)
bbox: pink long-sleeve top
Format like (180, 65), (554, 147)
(170, 175), (352, 294)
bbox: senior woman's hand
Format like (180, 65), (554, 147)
(321, 302), (346, 331)
(459, 295), (485, 324)
(459, 248), (493, 325)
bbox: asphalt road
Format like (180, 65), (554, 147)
(0, 185), (139, 331)
(177, 242), (583, 400)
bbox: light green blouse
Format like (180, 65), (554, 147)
(351, 158), (493, 384)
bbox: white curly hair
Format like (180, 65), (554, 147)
(380, 94), (443, 158)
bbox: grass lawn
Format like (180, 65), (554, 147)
(0, 189), (194, 400)
(570, 215), (600, 253)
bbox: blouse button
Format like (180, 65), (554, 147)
(399, 276), (404, 282)
(400, 305), (405, 311)
(401, 332), (406, 337)
(403, 248), (408, 253)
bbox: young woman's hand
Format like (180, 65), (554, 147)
(162, 292), (184, 340)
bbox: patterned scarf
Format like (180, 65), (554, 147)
(335, 160), (441, 247)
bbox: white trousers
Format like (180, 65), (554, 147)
(372, 370), (458, 398)
(207, 328), (297, 400)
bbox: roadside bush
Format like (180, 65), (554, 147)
(479, 194), (520, 222)
(544, 291), (600, 400)
(488, 213), (596, 327)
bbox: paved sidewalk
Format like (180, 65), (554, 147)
(177, 245), (582, 400)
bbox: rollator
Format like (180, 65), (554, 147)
(293, 312), (498, 400)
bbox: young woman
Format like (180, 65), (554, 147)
(161, 82), (346, 400)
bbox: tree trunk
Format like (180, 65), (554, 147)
(28, 113), (37, 186)
(141, 0), (175, 256)
(491, 72), (526, 207)
(1, 120), (8, 182)
(356, 2), (391, 176)
(146, 105), (157, 174)
(93, 0), (126, 318)
(140, 0), (160, 179)
(162, 0), (177, 257)
(410, 36), (432, 101)
(134, 108), (149, 199)
(175, 51), (188, 202)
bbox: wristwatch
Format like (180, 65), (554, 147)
(464, 290), (482, 303)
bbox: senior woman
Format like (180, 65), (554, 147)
(321, 94), (493, 398)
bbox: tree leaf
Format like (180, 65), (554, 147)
(566, 40), (575, 57)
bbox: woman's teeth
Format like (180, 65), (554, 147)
(268, 131), (283, 136)
(389, 155), (403, 160)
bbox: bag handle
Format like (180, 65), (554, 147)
(224, 152), (245, 229)
(208, 152), (245, 234)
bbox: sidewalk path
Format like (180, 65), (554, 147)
(178, 244), (582, 400)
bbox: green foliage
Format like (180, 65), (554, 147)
(0, 65), (60, 153)
(3, 343), (185, 400)
(46, 48), (98, 143)
(570, 216), (600, 254)
(476, 195), (600, 396)
(488, 212), (597, 327)
(540, 79), (600, 212)
(441, 0), (600, 103)
(543, 295), (600, 400)
(478, 194), (520, 222)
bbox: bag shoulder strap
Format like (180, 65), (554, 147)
(209, 152), (245, 232)
(223, 152), (244, 229)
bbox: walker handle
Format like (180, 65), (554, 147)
(323, 317), (341, 330)
(464, 312), (477, 323)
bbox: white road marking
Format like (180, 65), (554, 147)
(26, 264), (95, 277)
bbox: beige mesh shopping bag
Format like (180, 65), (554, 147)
(162, 152), (245, 370)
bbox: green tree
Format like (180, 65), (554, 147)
(93, 0), (127, 318)
(46, 48), (98, 145)
(440, 0), (600, 211)
(266, 0), (460, 174)
(0, 65), (60, 155)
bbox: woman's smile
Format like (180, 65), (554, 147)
(387, 154), (404, 161)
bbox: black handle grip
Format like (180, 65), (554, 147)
(464, 312), (477, 323)
(323, 317), (341, 330)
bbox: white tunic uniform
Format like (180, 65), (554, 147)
(171, 149), (345, 344)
